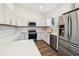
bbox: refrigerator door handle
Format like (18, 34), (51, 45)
(68, 14), (72, 41)
(68, 14), (70, 40)
(69, 15), (72, 40)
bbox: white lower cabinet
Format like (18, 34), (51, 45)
(37, 33), (41, 40)
(43, 33), (50, 44)
(37, 32), (50, 44)
(37, 32), (45, 40)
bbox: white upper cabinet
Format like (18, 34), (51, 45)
(4, 5), (11, 24)
(37, 19), (47, 26)
(11, 13), (17, 25)
(5, 3), (18, 26)
(4, 4), (18, 26)
(0, 4), (18, 26)
(17, 17), (22, 26)
(10, 12), (14, 25)
(17, 17), (28, 26)
(58, 16), (64, 25)
(20, 18), (27, 26)
(0, 4), (4, 24)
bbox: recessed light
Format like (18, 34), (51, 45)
(40, 5), (43, 9)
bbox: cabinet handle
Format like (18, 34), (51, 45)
(10, 20), (12, 24)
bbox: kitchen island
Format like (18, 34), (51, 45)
(0, 40), (41, 56)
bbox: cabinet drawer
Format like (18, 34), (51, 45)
(58, 45), (73, 56)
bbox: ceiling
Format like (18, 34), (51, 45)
(17, 3), (63, 14)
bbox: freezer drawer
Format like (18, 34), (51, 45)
(58, 45), (73, 56)
(59, 38), (79, 55)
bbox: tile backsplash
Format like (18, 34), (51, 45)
(0, 25), (49, 38)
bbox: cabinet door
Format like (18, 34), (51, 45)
(5, 5), (10, 24)
(58, 16), (64, 25)
(44, 33), (50, 44)
(77, 10), (79, 46)
(63, 14), (69, 41)
(37, 32), (49, 42)
(37, 32), (44, 40)
(0, 4), (4, 24)
(37, 33), (41, 40)
(39, 19), (47, 26)
(50, 34), (57, 49)
(11, 14), (17, 25)
(21, 18), (27, 26)
(17, 17), (22, 26)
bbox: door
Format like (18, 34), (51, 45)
(50, 34), (57, 50)
(76, 10), (79, 45)
(63, 14), (69, 41)
(69, 11), (79, 45)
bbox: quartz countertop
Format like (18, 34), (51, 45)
(0, 40), (41, 56)
(50, 33), (58, 36)
(0, 32), (41, 56)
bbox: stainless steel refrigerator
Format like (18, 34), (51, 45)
(58, 8), (79, 56)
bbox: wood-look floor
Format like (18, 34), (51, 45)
(35, 40), (58, 56)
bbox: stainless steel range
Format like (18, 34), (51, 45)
(28, 22), (37, 42)
(28, 30), (37, 41)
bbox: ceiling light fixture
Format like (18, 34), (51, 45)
(40, 5), (43, 9)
